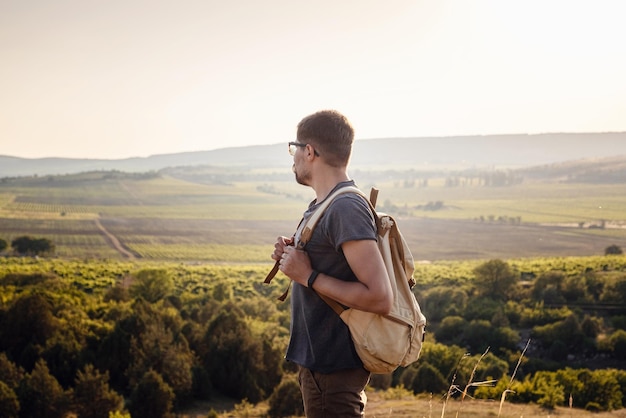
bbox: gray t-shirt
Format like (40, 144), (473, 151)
(285, 181), (377, 373)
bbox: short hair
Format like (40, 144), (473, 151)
(297, 110), (354, 168)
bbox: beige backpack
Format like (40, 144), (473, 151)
(266, 186), (426, 374)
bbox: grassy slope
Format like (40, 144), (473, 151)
(180, 390), (626, 417)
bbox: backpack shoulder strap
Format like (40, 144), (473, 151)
(298, 185), (373, 247)
(297, 186), (379, 314)
(264, 186), (379, 303)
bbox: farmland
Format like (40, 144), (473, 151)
(0, 168), (625, 262)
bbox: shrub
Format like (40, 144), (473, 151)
(531, 314), (585, 352)
(608, 330), (626, 360)
(605, 244), (623, 255)
(128, 370), (175, 418)
(267, 376), (304, 418)
(585, 402), (602, 412)
(129, 269), (173, 303)
(410, 362), (448, 394)
(434, 316), (466, 345)
(535, 377), (565, 409)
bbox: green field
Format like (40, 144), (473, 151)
(1, 171), (625, 261)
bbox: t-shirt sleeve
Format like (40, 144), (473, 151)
(321, 194), (377, 252)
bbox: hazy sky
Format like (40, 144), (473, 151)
(1, 0), (625, 159)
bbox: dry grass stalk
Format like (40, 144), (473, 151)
(441, 353), (469, 418)
(455, 347), (497, 418)
(497, 338), (531, 417)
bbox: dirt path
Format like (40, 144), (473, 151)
(94, 218), (137, 259)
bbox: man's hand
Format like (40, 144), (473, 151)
(271, 236), (293, 262)
(278, 245), (312, 285)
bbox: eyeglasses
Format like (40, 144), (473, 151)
(288, 141), (320, 157)
(288, 141), (306, 156)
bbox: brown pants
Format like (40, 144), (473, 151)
(298, 366), (370, 418)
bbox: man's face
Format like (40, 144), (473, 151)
(290, 141), (311, 186)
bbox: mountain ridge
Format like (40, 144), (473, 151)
(2, 132), (626, 177)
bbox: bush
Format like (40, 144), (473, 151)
(585, 402), (602, 412)
(410, 363), (448, 394)
(422, 287), (468, 322)
(128, 370), (175, 418)
(605, 244), (623, 255)
(267, 376), (304, 418)
(0, 238), (7, 253)
(129, 269), (173, 303)
(608, 330), (626, 360)
(434, 316), (466, 345)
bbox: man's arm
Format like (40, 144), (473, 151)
(279, 239), (393, 315)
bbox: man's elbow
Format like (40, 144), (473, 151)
(373, 292), (393, 316)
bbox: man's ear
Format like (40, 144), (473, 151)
(305, 143), (319, 159)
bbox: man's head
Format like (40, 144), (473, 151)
(296, 110), (354, 168)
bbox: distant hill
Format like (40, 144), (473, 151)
(2, 132), (626, 177)
(521, 154), (626, 183)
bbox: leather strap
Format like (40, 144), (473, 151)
(264, 186), (379, 302)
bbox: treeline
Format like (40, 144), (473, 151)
(0, 255), (626, 417)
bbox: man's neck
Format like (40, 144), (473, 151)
(312, 170), (351, 203)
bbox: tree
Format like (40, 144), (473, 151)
(409, 362), (448, 394)
(608, 330), (626, 360)
(531, 314), (585, 354)
(422, 287), (468, 322)
(128, 370), (175, 418)
(16, 359), (69, 418)
(0, 238), (7, 252)
(10, 236), (55, 256)
(605, 244), (623, 255)
(434, 316), (466, 345)
(556, 368), (623, 411)
(0, 353), (25, 390)
(600, 279), (626, 304)
(473, 259), (517, 300)
(415, 342), (468, 384)
(0, 381), (19, 418)
(126, 321), (194, 401)
(199, 303), (273, 402)
(96, 298), (192, 396)
(0, 293), (57, 368)
(129, 269), (173, 303)
(72, 364), (124, 418)
(532, 271), (565, 302)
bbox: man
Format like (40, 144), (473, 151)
(272, 110), (393, 417)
